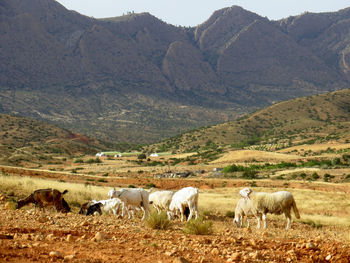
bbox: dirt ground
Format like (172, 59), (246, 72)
(1, 201), (350, 263)
(1, 167), (350, 262)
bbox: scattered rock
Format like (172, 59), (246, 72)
(46, 234), (54, 241)
(230, 252), (241, 261)
(325, 254), (332, 261)
(38, 216), (49, 223)
(64, 255), (75, 261)
(94, 232), (105, 242)
(307, 242), (317, 250)
(49, 251), (63, 258)
(173, 257), (190, 263)
(211, 248), (220, 255)
(66, 234), (73, 242)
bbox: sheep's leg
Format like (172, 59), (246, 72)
(194, 202), (199, 220)
(262, 214), (267, 229)
(285, 212), (291, 230)
(256, 215), (261, 229)
(140, 206), (146, 220)
(179, 206), (184, 222)
(247, 218), (250, 228)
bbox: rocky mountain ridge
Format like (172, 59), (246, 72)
(1, 0), (350, 143)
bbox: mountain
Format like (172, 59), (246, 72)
(150, 88), (350, 153)
(0, 113), (111, 165)
(0, 0), (349, 143)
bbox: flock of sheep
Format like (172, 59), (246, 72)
(16, 186), (300, 230)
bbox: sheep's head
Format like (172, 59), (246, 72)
(233, 216), (241, 227)
(167, 209), (176, 220)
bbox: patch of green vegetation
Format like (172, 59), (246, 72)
(183, 217), (213, 235)
(146, 212), (172, 230)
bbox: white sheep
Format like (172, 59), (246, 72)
(149, 190), (174, 214)
(116, 188), (150, 220)
(108, 188), (121, 199)
(234, 188), (300, 230)
(233, 198), (255, 228)
(167, 187), (199, 221)
(92, 198), (123, 217)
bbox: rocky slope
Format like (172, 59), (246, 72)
(1, 0), (350, 143)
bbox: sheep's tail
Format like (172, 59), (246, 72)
(292, 199), (300, 219)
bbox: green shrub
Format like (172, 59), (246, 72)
(73, 158), (84, 163)
(225, 211), (235, 218)
(138, 153), (147, 160)
(312, 172), (320, 180)
(97, 179), (108, 183)
(145, 183), (156, 189)
(183, 217), (213, 235)
(86, 158), (102, 164)
(301, 219), (322, 229)
(146, 212), (172, 230)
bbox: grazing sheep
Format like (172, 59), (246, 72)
(234, 188), (300, 230)
(233, 198), (254, 228)
(93, 198), (124, 217)
(79, 201), (93, 215)
(108, 188), (121, 199)
(61, 198), (71, 213)
(167, 187), (199, 222)
(16, 188), (68, 212)
(86, 202), (103, 216)
(116, 188), (150, 220)
(149, 190), (174, 214)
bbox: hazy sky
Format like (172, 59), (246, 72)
(55, 0), (350, 26)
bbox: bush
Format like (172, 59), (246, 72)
(73, 158), (84, 163)
(138, 153), (147, 160)
(183, 217), (213, 235)
(301, 219), (322, 229)
(146, 212), (172, 230)
(85, 158), (102, 164)
(225, 211), (235, 218)
(145, 183), (156, 189)
(312, 172), (320, 180)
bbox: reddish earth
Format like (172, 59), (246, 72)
(1, 166), (350, 262)
(1, 204), (350, 263)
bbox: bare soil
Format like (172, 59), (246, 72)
(1, 201), (350, 263)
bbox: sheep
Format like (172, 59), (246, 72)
(233, 198), (254, 228)
(16, 188), (69, 212)
(108, 188), (121, 199)
(115, 188), (150, 220)
(167, 187), (199, 222)
(234, 188), (300, 230)
(93, 198), (124, 217)
(79, 201), (94, 215)
(86, 202), (103, 216)
(149, 190), (174, 214)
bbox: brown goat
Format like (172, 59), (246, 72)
(16, 188), (69, 212)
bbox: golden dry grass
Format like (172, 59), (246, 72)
(2, 174), (349, 228)
(211, 150), (301, 164)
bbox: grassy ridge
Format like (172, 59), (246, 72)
(149, 89), (350, 153)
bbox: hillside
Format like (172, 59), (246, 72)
(1, 0), (350, 143)
(0, 114), (111, 165)
(150, 89), (350, 153)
